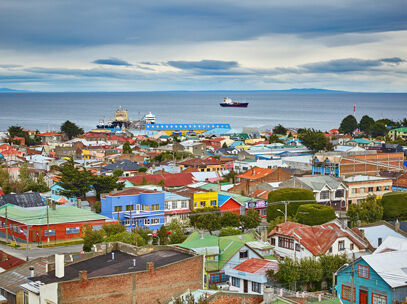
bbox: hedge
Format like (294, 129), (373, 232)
(381, 192), (407, 220)
(267, 188), (316, 222)
(296, 204), (336, 226)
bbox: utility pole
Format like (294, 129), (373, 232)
(25, 226), (30, 261)
(332, 272), (336, 297)
(351, 253), (355, 304)
(130, 209), (132, 232)
(5, 205), (8, 243)
(284, 202), (288, 223)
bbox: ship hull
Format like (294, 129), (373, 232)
(220, 103), (248, 107)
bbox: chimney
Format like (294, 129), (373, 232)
(395, 219), (400, 232)
(51, 203), (56, 210)
(133, 259), (136, 267)
(261, 229), (268, 242)
(55, 254), (65, 278)
(112, 252), (115, 260)
(79, 270), (87, 281)
(1, 252), (8, 262)
(147, 262), (154, 273)
(29, 266), (35, 278)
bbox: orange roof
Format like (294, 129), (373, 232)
(237, 167), (274, 180)
(38, 132), (61, 137)
(57, 197), (68, 203)
(251, 189), (271, 200)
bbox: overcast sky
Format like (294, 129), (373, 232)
(0, 0), (406, 92)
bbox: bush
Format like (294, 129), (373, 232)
(267, 188), (315, 222)
(381, 192), (407, 220)
(219, 226), (242, 237)
(134, 228), (152, 244)
(82, 225), (105, 252)
(296, 204), (336, 226)
(105, 231), (146, 246)
(103, 223), (126, 237)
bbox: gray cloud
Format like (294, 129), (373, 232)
(92, 58), (132, 66)
(167, 60), (239, 71)
(0, 0), (406, 50)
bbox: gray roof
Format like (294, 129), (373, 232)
(296, 175), (344, 191)
(0, 193), (44, 208)
(101, 159), (141, 172)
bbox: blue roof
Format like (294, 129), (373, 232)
(146, 123), (231, 131)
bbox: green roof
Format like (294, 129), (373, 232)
(178, 231), (258, 272)
(308, 299), (341, 304)
(0, 204), (111, 225)
(390, 127), (407, 133)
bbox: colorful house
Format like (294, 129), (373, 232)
(50, 184), (77, 204)
(177, 232), (264, 287)
(336, 250), (407, 304)
(101, 188), (165, 231)
(169, 187), (218, 210)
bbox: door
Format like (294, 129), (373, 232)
(243, 280), (248, 293)
(359, 289), (368, 304)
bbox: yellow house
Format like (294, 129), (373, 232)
(193, 191), (218, 209)
(82, 149), (91, 160)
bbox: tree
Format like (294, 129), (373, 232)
(268, 134), (283, 144)
(26, 173), (50, 193)
(370, 122), (388, 138)
(220, 212), (240, 228)
(91, 173), (125, 200)
(359, 115), (375, 134)
(339, 115), (358, 134)
(105, 231), (146, 246)
(267, 188), (316, 222)
(192, 207), (222, 234)
(166, 219), (188, 244)
(157, 225), (169, 245)
(122, 141), (132, 154)
(219, 226), (242, 237)
(298, 128), (330, 152)
(54, 158), (93, 199)
(346, 195), (383, 226)
(134, 227), (152, 244)
(222, 142), (228, 148)
(296, 204), (336, 226)
(299, 257), (323, 290)
(319, 254), (349, 287)
(271, 257), (300, 290)
(138, 166), (147, 173)
(103, 222), (125, 237)
(60, 120), (84, 140)
(7, 125), (40, 146)
(381, 192), (407, 220)
(273, 124), (287, 135)
(241, 209), (261, 231)
(82, 225), (105, 252)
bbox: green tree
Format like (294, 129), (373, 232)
(268, 134), (283, 144)
(296, 204), (336, 226)
(192, 207), (222, 234)
(381, 192), (407, 220)
(222, 142), (228, 148)
(339, 115), (358, 134)
(134, 228), (152, 244)
(60, 120), (84, 140)
(267, 188), (315, 222)
(220, 212), (240, 228)
(82, 225), (105, 252)
(91, 172), (125, 200)
(346, 195), (383, 226)
(138, 166), (147, 173)
(105, 231), (146, 246)
(157, 225), (169, 245)
(219, 226), (242, 237)
(299, 257), (323, 290)
(370, 122), (388, 138)
(273, 124), (287, 135)
(167, 219), (188, 244)
(103, 222), (126, 237)
(122, 141), (132, 154)
(359, 115), (375, 134)
(272, 257), (300, 290)
(241, 209), (261, 231)
(298, 128), (330, 152)
(319, 254), (349, 287)
(26, 173), (50, 193)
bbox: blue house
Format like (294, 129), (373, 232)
(336, 250), (407, 304)
(100, 188), (165, 231)
(50, 184), (77, 204)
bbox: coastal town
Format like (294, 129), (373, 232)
(0, 108), (406, 304)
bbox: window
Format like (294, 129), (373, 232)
(278, 237), (294, 250)
(232, 277), (240, 287)
(352, 188), (357, 194)
(114, 206), (123, 212)
(126, 205), (134, 211)
(181, 201), (187, 209)
(376, 186), (381, 191)
(239, 250), (248, 259)
(144, 205), (151, 211)
(295, 243), (301, 251)
(378, 237), (382, 246)
(93, 224), (102, 231)
(329, 247), (332, 253)
(165, 202), (169, 210)
(66, 227), (80, 234)
(44, 229), (56, 236)
(320, 191), (329, 199)
(136, 204), (141, 211)
(252, 281), (261, 293)
(210, 200), (217, 207)
(172, 201), (177, 209)
(151, 218), (160, 224)
(210, 274), (221, 283)
(270, 238), (276, 246)
(372, 293), (387, 304)
(360, 188), (365, 194)
(144, 218), (150, 225)
(368, 187), (374, 192)
(335, 189), (344, 197)
(200, 201), (205, 207)
(338, 240), (345, 251)
(261, 209), (267, 216)
(350, 243), (354, 250)
(384, 186), (390, 191)
(341, 285), (355, 301)
(221, 273), (228, 282)
(358, 265), (369, 279)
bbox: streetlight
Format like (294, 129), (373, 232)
(277, 207), (287, 223)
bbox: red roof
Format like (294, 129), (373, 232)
(268, 221), (368, 256)
(251, 189), (271, 200)
(0, 189), (3, 196)
(233, 258), (278, 275)
(165, 209), (190, 215)
(120, 172), (195, 187)
(0, 251), (25, 271)
(237, 167), (274, 180)
(179, 158), (221, 167)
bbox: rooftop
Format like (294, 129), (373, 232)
(236, 167), (274, 180)
(233, 258), (278, 275)
(344, 175), (391, 183)
(32, 249), (194, 284)
(0, 192), (45, 208)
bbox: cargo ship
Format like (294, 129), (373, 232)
(220, 97), (248, 108)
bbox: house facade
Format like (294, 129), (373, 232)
(101, 188), (165, 231)
(336, 251), (407, 304)
(343, 175), (392, 205)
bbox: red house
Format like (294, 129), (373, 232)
(218, 197), (242, 215)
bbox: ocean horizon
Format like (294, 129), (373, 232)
(0, 91), (406, 132)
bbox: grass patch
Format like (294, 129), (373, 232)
(38, 239), (84, 248)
